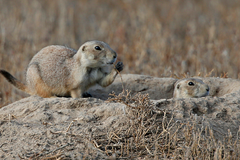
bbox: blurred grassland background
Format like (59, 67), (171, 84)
(0, 0), (240, 105)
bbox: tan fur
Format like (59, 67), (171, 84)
(173, 78), (209, 99)
(0, 40), (123, 98)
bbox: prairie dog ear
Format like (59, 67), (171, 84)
(81, 45), (86, 51)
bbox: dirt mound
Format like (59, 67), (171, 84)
(1, 74), (240, 159)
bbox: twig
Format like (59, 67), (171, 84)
(42, 152), (64, 160)
(93, 140), (102, 148)
(115, 65), (125, 93)
(65, 119), (77, 132)
(27, 148), (46, 159)
(50, 118), (78, 134)
(34, 143), (73, 159)
(145, 145), (154, 156)
(109, 131), (121, 140)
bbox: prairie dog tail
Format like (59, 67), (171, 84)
(0, 70), (29, 93)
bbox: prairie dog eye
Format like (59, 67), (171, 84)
(177, 84), (180, 89)
(188, 82), (194, 86)
(95, 46), (101, 51)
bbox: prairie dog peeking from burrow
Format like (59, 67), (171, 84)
(0, 40), (123, 98)
(173, 78), (209, 99)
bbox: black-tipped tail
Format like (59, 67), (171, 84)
(0, 69), (27, 92)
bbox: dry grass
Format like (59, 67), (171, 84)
(1, 0), (240, 105)
(91, 91), (239, 159)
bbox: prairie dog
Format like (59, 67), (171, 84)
(173, 78), (209, 99)
(0, 40), (123, 98)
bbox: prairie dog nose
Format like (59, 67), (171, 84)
(206, 86), (209, 92)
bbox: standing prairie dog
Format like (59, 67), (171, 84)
(173, 78), (209, 99)
(0, 40), (123, 98)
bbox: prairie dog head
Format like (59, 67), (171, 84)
(76, 40), (117, 67)
(173, 78), (209, 99)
